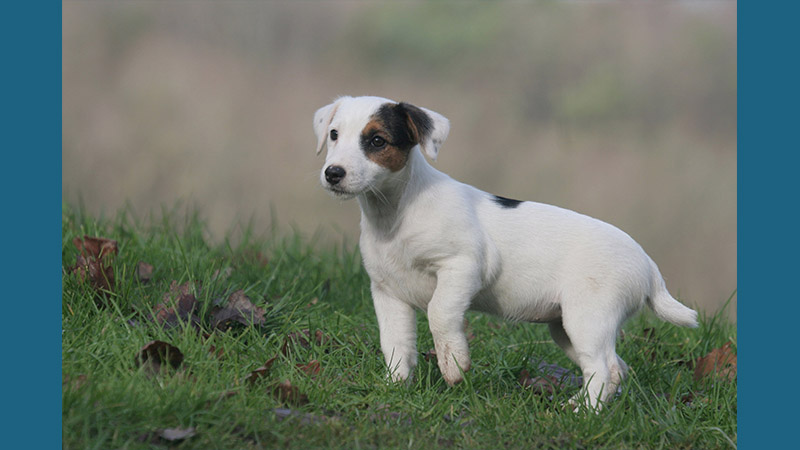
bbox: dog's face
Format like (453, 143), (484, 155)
(313, 96), (450, 198)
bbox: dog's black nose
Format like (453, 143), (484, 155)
(325, 165), (346, 185)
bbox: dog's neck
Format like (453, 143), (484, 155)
(357, 147), (444, 237)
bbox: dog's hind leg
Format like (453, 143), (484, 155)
(608, 353), (629, 391)
(560, 300), (624, 411)
(548, 319), (580, 366)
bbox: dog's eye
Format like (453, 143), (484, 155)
(371, 136), (386, 148)
(330, 130), (338, 141)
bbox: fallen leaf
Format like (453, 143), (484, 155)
(71, 236), (117, 296)
(72, 255), (115, 293)
(136, 261), (154, 283)
(271, 379), (308, 405)
(208, 345), (225, 359)
(518, 369), (561, 396)
(519, 359), (583, 400)
(158, 427), (196, 442)
(694, 342), (737, 382)
(297, 360), (322, 378)
(166, 280), (201, 298)
(136, 340), (184, 375)
(152, 281), (202, 330)
(534, 360), (583, 387)
(73, 235), (117, 260)
(246, 355), (278, 385)
(211, 290), (266, 329)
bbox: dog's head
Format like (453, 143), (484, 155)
(313, 96), (449, 198)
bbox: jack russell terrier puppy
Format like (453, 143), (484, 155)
(313, 95), (698, 410)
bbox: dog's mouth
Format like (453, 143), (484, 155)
(324, 184), (358, 199)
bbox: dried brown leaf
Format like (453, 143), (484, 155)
(73, 235), (118, 260)
(153, 295), (201, 330)
(271, 379), (308, 405)
(152, 281), (202, 330)
(694, 341), (737, 382)
(246, 355), (278, 385)
(71, 236), (117, 297)
(534, 360), (583, 387)
(136, 261), (153, 283)
(211, 290), (266, 329)
(519, 369), (564, 396)
(72, 255), (115, 293)
(166, 280), (201, 298)
(297, 360), (322, 378)
(136, 340), (184, 375)
(208, 345), (225, 359)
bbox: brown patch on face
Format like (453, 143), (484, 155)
(360, 118), (411, 172)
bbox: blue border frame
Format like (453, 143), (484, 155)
(7, 1), (797, 447)
(1, 2), (62, 447)
(739, 1), (798, 448)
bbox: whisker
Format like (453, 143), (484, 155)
(369, 185), (390, 205)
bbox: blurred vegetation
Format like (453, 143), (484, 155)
(62, 1), (736, 319)
(342, 2), (735, 135)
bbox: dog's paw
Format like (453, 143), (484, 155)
(435, 345), (471, 386)
(387, 363), (415, 384)
(565, 394), (603, 414)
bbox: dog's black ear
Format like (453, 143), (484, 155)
(398, 102), (450, 161)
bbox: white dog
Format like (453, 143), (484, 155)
(314, 95), (698, 410)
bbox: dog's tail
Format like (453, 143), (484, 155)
(646, 261), (699, 328)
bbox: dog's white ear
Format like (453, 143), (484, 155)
(313, 98), (345, 155)
(402, 103), (450, 161)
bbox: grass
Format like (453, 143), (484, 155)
(62, 203), (736, 450)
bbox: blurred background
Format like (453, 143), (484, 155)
(62, 1), (737, 321)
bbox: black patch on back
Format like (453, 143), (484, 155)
(493, 195), (524, 209)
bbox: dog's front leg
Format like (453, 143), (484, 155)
(372, 283), (418, 383)
(427, 264), (480, 386)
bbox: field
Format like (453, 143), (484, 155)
(62, 1), (737, 320)
(62, 204), (736, 449)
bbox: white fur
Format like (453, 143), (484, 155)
(314, 96), (698, 411)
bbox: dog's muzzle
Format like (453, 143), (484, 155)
(324, 165), (346, 185)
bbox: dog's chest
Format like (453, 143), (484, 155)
(360, 237), (438, 310)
